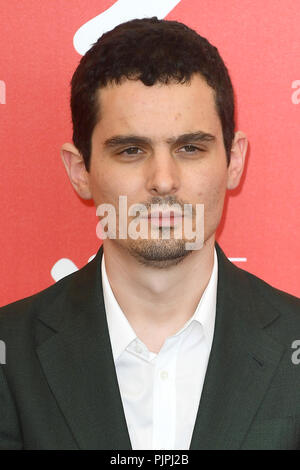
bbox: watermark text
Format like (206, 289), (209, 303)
(95, 196), (204, 250)
(0, 80), (6, 104)
(291, 340), (300, 365)
(0, 340), (6, 364)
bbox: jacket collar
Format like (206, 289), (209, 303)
(189, 243), (285, 449)
(36, 243), (132, 449)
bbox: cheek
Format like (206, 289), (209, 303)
(194, 168), (227, 213)
(89, 165), (142, 207)
(89, 168), (114, 206)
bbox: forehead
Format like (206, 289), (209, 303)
(93, 74), (221, 139)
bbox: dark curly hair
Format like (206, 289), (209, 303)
(70, 17), (235, 171)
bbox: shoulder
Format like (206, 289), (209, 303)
(0, 265), (85, 334)
(216, 242), (300, 316)
(242, 266), (300, 313)
(230, 261), (300, 344)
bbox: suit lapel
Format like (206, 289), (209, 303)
(36, 242), (286, 450)
(189, 243), (285, 449)
(36, 245), (132, 450)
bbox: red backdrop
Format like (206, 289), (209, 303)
(0, 0), (299, 307)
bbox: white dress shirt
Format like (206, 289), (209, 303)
(101, 247), (218, 450)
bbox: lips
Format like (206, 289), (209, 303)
(137, 211), (183, 227)
(140, 211), (183, 219)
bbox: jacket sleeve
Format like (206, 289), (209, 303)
(0, 365), (23, 449)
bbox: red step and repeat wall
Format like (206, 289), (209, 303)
(0, 0), (299, 307)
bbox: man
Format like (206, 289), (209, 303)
(0, 17), (299, 450)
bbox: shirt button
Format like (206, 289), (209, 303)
(160, 370), (168, 380)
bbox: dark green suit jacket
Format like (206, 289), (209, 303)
(0, 243), (300, 450)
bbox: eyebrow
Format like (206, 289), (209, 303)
(103, 131), (216, 149)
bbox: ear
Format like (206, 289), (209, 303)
(60, 143), (92, 199)
(226, 131), (248, 190)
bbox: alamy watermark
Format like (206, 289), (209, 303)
(291, 80), (300, 105)
(95, 196), (204, 250)
(0, 340), (6, 364)
(0, 80), (6, 104)
(291, 340), (300, 365)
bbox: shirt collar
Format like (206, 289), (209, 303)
(101, 254), (136, 361)
(101, 246), (218, 362)
(169, 247), (218, 343)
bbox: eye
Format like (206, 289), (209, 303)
(178, 145), (203, 153)
(118, 147), (143, 156)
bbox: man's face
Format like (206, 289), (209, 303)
(84, 73), (240, 267)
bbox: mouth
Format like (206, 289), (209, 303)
(139, 211), (184, 227)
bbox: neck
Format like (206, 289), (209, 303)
(102, 235), (216, 352)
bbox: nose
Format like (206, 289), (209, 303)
(145, 149), (180, 196)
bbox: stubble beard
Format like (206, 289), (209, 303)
(124, 228), (194, 269)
